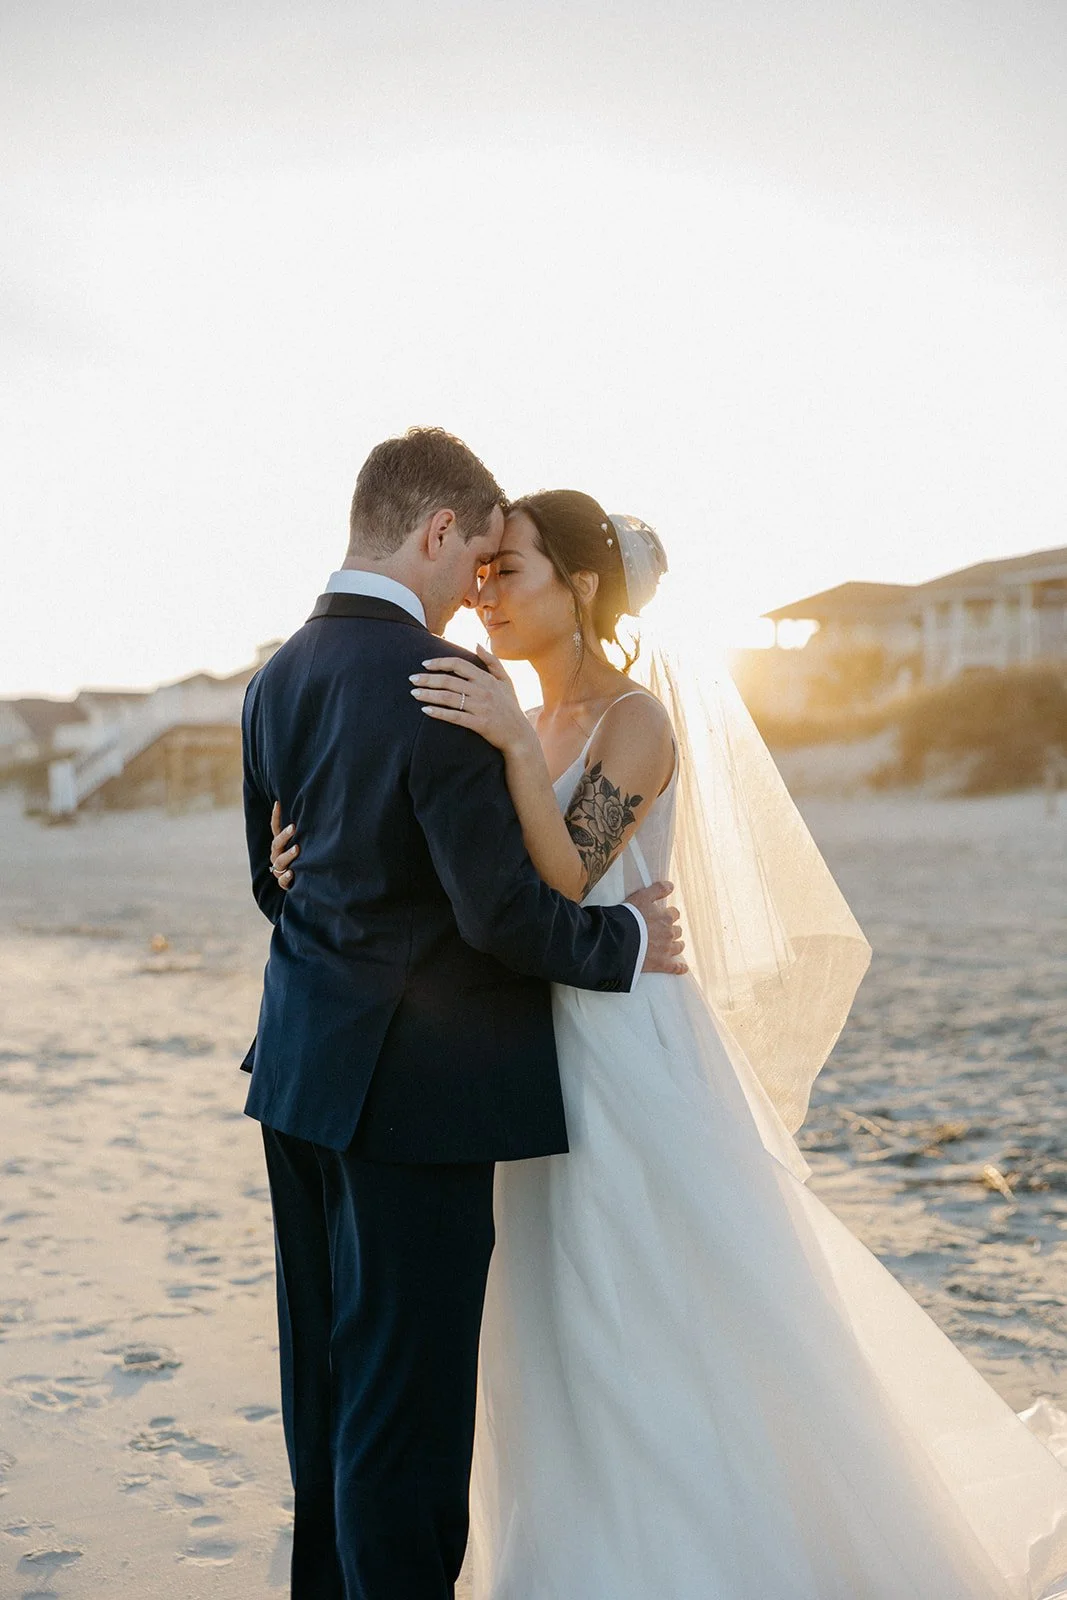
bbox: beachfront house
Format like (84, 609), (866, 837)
(66, 689), (152, 753)
(42, 641), (283, 816)
(754, 544), (1067, 714)
(0, 702), (40, 767)
(0, 697), (90, 767)
(1, 691), (155, 769)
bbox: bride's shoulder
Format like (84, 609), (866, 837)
(602, 687), (672, 736)
(590, 689), (675, 784)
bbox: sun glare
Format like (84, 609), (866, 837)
(443, 570), (778, 711)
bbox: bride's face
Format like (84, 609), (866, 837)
(476, 511), (583, 661)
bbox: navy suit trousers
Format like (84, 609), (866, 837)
(262, 1128), (496, 1599)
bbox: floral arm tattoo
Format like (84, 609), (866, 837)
(563, 761), (644, 896)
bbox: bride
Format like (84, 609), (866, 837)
(272, 489), (1067, 1598)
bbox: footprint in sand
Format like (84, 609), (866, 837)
(17, 1546), (83, 1572)
(5, 1374), (107, 1411)
(129, 1417), (227, 1463)
(108, 1343), (182, 1374)
(107, 1344), (182, 1395)
(182, 1537), (238, 1565)
(0, 1300), (34, 1337)
(166, 1281), (220, 1300)
(236, 1404), (279, 1423)
(168, 1242), (221, 1267)
(123, 1202), (221, 1230)
(131, 1034), (215, 1057)
(127, 1418), (251, 1489)
(228, 1266), (274, 1286)
(49, 1318), (111, 1342)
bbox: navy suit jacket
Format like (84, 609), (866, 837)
(241, 591), (642, 1163)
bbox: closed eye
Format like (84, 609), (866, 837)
(477, 565), (516, 588)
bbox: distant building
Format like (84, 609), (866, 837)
(136, 666), (259, 733)
(0, 702), (39, 766)
(750, 544), (1067, 714)
(66, 689), (152, 753)
(0, 642), (285, 817)
(0, 697), (89, 765)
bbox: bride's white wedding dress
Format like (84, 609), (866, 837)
(470, 699), (1067, 1600)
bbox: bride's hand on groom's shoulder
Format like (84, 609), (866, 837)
(628, 881), (688, 977)
(409, 647), (536, 759)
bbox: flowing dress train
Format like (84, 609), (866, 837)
(470, 713), (1067, 1600)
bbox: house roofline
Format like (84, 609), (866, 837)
(765, 543), (1067, 622)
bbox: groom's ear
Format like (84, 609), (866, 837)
(423, 508), (457, 559)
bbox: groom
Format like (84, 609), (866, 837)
(241, 427), (683, 1599)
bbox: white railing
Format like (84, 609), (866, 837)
(46, 682), (250, 816)
(48, 713), (178, 815)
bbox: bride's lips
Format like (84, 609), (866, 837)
(484, 620), (510, 633)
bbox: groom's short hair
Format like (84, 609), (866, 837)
(349, 428), (505, 557)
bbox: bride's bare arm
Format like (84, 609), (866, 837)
(271, 655), (676, 906)
(411, 651), (675, 902)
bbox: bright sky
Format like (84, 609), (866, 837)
(4, 0), (1066, 697)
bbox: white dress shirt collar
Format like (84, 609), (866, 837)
(325, 570), (426, 626)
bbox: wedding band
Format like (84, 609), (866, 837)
(459, 692), (466, 713)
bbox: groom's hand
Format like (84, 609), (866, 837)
(628, 882), (687, 976)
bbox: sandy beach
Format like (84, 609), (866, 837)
(2, 788), (1065, 1596)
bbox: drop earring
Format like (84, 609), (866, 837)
(572, 627), (583, 660)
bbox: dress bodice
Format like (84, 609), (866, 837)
(549, 691), (678, 906)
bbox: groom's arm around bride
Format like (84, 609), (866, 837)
(239, 427), (682, 1600)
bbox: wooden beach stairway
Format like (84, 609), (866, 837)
(48, 722), (242, 815)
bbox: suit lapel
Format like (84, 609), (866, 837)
(307, 593), (427, 629)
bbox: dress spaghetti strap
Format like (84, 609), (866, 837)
(577, 690), (660, 761)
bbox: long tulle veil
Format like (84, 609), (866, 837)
(645, 639), (871, 1135)
(615, 517), (873, 1151)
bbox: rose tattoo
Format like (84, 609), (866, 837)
(564, 761), (643, 896)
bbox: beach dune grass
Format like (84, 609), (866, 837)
(751, 664), (1067, 796)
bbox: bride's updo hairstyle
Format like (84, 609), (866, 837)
(509, 489), (646, 672)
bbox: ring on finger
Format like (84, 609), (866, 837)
(459, 692), (466, 713)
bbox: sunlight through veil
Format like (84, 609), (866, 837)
(612, 514), (873, 1150)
